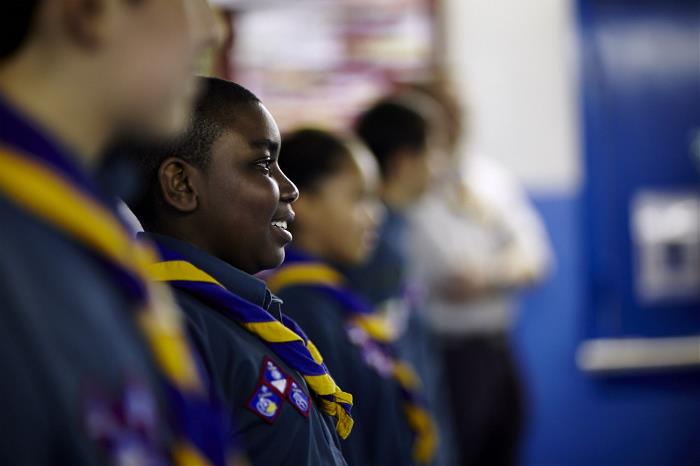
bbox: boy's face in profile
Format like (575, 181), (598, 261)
(194, 102), (299, 274)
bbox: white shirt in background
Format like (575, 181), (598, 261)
(408, 154), (552, 336)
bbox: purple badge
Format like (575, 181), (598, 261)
(246, 383), (283, 424)
(287, 381), (311, 418)
(260, 357), (289, 395)
(83, 377), (167, 466)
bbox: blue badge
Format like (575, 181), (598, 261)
(287, 381), (310, 417)
(246, 384), (283, 424)
(261, 357), (289, 395)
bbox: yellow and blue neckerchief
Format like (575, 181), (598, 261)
(0, 99), (231, 466)
(266, 250), (438, 464)
(145, 245), (354, 440)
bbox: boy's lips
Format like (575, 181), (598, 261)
(271, 220), (289, 230)
(270, 209), (295, 243)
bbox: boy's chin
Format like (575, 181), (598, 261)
(259, 247), (286, 271)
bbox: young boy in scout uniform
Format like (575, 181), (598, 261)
(126, 77), (352, 466)
(0, 1), (233, 466)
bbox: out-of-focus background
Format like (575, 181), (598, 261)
(206, 0), (700, 464)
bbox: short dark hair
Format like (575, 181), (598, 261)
(122, 77), (260, 226)
(279, 128), (353, 193)
(354, 98), (430, 177)
(1, 1), (41, 60)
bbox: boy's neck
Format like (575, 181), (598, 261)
(0, 55), (110, 167)
(146, 223), (260, 276)
(148, 222), (215, 259)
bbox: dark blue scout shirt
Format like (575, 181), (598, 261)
(340, 206), (435, 397)
(341, 205), (457, 466)
(0, 97), (175, 465)
(276, 250), (416, 466)
(142, 233), (348, 466)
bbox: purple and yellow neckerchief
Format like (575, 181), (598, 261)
(265, 250), (438, 464)
(145, 244), (354, 440)
(0, 99), (231, 466)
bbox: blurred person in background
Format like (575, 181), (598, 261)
(127, 78), (351, 466)
(341, 97), (458, 466)
(267, 128), (438, 466)
(404, 78), (552, 466)
(0, 2), (236, 465)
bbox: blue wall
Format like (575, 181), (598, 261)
(513, 194), (700, 466)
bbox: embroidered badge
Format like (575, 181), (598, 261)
(246, 384), (283, 424)
(260, 357), (289, 395)
(287, 381), (311, 417)
(83, 378), (167, 466)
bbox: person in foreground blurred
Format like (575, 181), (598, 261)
(341, 97), (457, 466)
(127, 77), (351, 466)
(0, 1), (236, 465)
(265, 128), (437, 466)
(405, 78), (552, 466)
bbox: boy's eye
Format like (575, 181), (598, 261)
(255, 158), (273, 175)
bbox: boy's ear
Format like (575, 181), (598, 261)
(158, 157), (199, 213)
(59, 0), (114, 49)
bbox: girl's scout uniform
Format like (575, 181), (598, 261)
(342, 206), (457, 466)
(0, 97), (229, 465)
(143, 233), (351, 466)
(267, 249), (437, 466)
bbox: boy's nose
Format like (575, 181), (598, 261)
(278, 170), (300, 204)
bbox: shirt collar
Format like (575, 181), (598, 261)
(142, 232), (281, 318)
